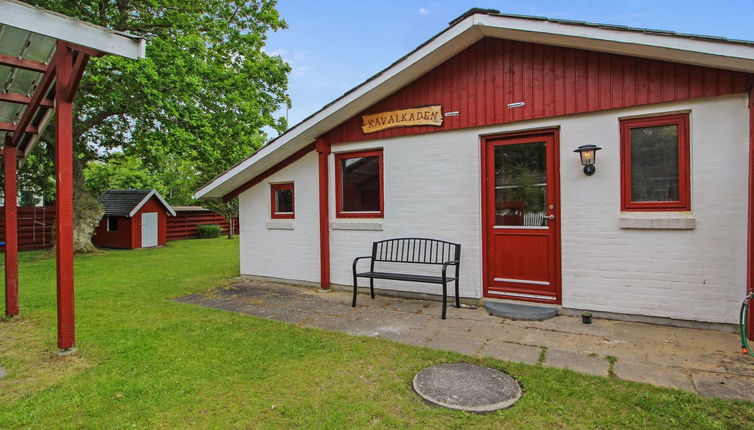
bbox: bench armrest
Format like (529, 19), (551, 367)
(352, 256), (373, 274)
(441, 260), (460, 277)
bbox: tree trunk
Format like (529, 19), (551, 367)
(227, 217), (235, 239)
(72, 156), (103, 253)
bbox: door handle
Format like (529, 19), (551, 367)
(543, 215), (555, 220)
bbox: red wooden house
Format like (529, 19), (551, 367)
(93, 189), (175, 249)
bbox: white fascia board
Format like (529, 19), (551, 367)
(476, 14), (754, 73)
(129, 190), (176, 217)
(0, 0), (145, 59)
(194, 16), (483, 199)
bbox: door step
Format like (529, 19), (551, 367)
(484, 301), (559, 321)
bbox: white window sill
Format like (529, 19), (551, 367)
(619, 212), (695, 230)
(266, 220), (294, 230)
(331, 220), (383, 231)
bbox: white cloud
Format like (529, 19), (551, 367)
(418, 7), (429, 15)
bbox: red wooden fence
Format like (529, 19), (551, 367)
(167, 208), (239, 241)
(0, 206), (55, 251)
(0, 205), (238, 251)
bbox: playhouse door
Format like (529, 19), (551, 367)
(484, 131), (560, 303)
(141, 212), (158, 248)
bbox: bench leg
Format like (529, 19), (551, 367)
(442, 281), (447, 320)
(455, 265), (460, 308)
(370, 277), (375, 299)
(352, 274), (357, 307)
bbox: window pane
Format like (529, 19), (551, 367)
(494, 141), (547, 226)
(107, 216), (118, 231)
(630, 124), (679, 202)
(341, 156), (380, 212)
(275, 189), (293, 213)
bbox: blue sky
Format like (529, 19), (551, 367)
(265, 1), (754, 131)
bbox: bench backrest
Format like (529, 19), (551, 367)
(372, 238), (461, 265)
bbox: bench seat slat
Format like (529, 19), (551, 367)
(356, 271), (456, 284)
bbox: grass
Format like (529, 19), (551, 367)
(0, 238), (752, 429)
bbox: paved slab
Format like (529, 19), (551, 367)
(413, 363), (521, 412)
(691, 371), (754, 402)
(543, 349), (610, 377)
(613, 360), (695, 391)
(178, 280), (754, 402)
(479, 341), (542, 365)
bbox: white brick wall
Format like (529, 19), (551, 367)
(239, 94), (750, 324)
(239, 151), (320, 283)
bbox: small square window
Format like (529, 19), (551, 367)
(107, 216), (118, 232)
(335, 150), (383, 218)
(620, 114), (690, 211)
(271, 183), (294, 219)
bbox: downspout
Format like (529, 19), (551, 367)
(316, 138), (331, 289)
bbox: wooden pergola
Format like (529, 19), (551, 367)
(0, 0), (144, 351)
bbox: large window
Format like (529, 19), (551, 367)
(335, 149), (383, 218)
(620, 113), (690, 211)
(270, 183), (294, 219)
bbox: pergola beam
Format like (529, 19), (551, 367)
(0, 53), (47, 72)
(0, 122), (39, 134)
(0, 92), (54, 107)
(9, 62), (55, 147)
(65, 52), (90, 102)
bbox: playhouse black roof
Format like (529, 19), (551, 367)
(99, 189), (176, 217)
(99, 190), (151, 217)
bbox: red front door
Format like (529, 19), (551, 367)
(483, 130), (561, 303)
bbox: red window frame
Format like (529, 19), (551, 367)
(270, 182), (294, 219)
(334, 149), (384, 218)
(620, 113), (690, 211)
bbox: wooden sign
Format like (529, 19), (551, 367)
(361, 105), (443, 134)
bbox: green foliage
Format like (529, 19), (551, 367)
(197, 224), (221, 238)
(18, 0), (291, 203)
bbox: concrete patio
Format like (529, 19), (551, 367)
(178, 279), (754, 402)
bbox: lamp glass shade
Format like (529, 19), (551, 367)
(574, 145), (601, 167)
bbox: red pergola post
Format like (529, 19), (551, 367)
(3, 135), (18, 317)
(316, 138), (331, 289)
(55, 41), (75, 350)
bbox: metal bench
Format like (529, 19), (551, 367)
(352, 238), (461, 319)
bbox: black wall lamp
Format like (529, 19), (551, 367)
(573, 144), (602, 176)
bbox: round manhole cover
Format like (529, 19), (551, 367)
(413, 363), (521, 413)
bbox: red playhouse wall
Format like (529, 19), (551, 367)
(325, 38), (754, 143)
(92, 215), (134, 249)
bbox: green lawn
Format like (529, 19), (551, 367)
(0, 239), (752, 429)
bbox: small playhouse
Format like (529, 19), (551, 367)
(93, 189), (175, 249)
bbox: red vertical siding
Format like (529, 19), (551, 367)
(92, 215), (133, 249)
(324, 38), (753, 144)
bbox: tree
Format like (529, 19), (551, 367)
(203, 199), (239, 239)
(20, 0), (291, 251)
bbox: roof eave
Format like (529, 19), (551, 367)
(0, 0), (145, 59)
